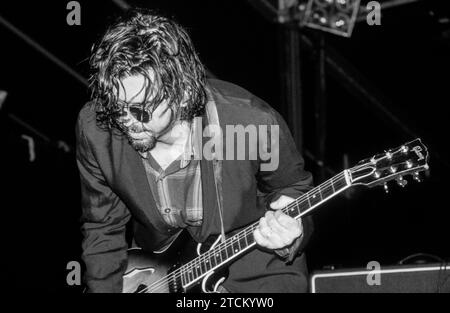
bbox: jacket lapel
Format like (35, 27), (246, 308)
(114, 135), (175, 235)
(187, 109), (220, 242)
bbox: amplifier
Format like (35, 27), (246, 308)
(310, 262), (450, 293)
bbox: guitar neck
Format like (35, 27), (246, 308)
(281, 170), (351, 220)
(179, 170), (352, 288)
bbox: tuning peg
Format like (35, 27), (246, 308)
(383, 182), (389, 193)
(390, 166), (397, 173)
(385, 151), (393, 159)
(413, 172), (422, 182)
(401, 145), (409, 153)
(396, 176), (408, 187)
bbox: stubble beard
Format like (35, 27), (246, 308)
(123, 107), (178, 153)
(127, 134), (157, 153)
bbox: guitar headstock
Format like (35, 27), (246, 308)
(349, 138), (429, 190)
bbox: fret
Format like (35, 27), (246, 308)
(317, 184), (323, 200)
(238, 235), (247, 251)
(215, 250), (222, 266)
(336, 175), (348, 190)
(171, 274), (177, 291)
(220, 244), (227, 261)
(209, 252), (216, 268)
(232, 236), (240, 254)
(203, 254), (211, 271)
(226, 242), (234, 259)
(285, 201), (298, 219)
(189, 264), (196, 281)
(243, 230), (249, 247)
(187, 267), (194, 283)
(309, 188), (322, 207)
(194, 263), (201, 279)
(245, 231), (254, 246)
(296, 202), (302, 216)
(321, 183), (334, 199)
(200, 257), (206, 274)
(180, 268), (186, 286)
(300, 198), (310, 212)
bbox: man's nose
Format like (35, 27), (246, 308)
(129, 124), (143, 133)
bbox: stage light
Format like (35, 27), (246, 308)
(301, 0), (361, 37)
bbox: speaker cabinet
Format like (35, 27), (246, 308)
(310, 262), (450, 293)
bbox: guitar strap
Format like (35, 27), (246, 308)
(205, 94), (226, 244)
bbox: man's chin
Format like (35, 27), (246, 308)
(129, 137), (156, 153)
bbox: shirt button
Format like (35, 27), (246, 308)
(164, 208), (171, 213)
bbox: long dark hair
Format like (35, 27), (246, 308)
(89, 8), (207, 130)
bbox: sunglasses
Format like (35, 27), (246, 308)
(117, 102), (155, 123)
(129, 106), (152, 123)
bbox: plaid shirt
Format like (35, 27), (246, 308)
(141, 116), (203, 228)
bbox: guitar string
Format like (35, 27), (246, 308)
(138, 171), (348, 293)
(139, 171), (348, 293)
(139, 160), (420, 292)
(137, 171), (348, 293)
(173, 171), (351, 286)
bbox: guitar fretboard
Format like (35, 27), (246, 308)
(178, 171), (350, 288)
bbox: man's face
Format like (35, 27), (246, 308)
(116, 72), (174, 153)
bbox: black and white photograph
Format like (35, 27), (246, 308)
(1, 0), (449, 299)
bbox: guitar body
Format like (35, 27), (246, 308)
(123, 231), (229, 293)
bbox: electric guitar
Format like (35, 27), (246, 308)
(123, 138), (430, 293)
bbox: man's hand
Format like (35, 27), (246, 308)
(254, 195), (303, 250)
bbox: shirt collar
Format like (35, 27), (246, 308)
(180, 116), (201, 168)
(181, 86), (216, 166)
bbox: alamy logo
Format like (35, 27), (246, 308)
(66, 1), (81, 26)
(366, 1), (382, 26)
(66, 261), (81, 286)
(366, 261), (381, 286)
(171, 117), (280, 172)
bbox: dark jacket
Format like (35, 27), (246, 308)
(76, 79), (314, 293)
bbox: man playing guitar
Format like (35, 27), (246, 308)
(76, 8), (314, 293)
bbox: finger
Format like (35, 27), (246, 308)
(273, 210), (293, 225)
(259, 223), (274, 240)
(257, 217), (271, 239)
(261, 214), (284, 240)
(267, 211), (290, 238)
(254, 228), (273, 249)
(269, 195), (296, 210)
(273, 212), (303, 239)
(258, 216), (283, 246)
(260, 215), (269, 230)
(259, 214), (293, 248)
(255, 227), (286, 249)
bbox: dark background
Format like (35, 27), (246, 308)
(0, 0), (449, 292)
